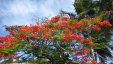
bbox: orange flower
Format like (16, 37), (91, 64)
(44, 32), (50, 38)
(30, 32), (38, 38)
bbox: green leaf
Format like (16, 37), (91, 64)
(53, 35), (62, 41)
(49, 22), (56, 27)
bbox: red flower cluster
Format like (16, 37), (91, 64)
(81, 38), (93, 45)
(70, 34), (84, 40)
(0, 35), (18, 49)
(30, 32), (38, 38)
(91, 25), (101, 31)
(0, 43), (8, 49)
(0, 35), (19, 58)
(60, 22), (68, 27)
(18, 34), (27, 40)
(50, 16), (70, 23)
(44, 32), (50, 38)
(10, 31), (14, 35)
(74, 47), (90, 55)
(62, 33), (84, 41)
(83, 47), (90, 54)
(51, 16), (60, 23)
(97, 20), (112, 27)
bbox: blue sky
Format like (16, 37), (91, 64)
(0, 0), (75, 36)
(0, 0), (75, 25)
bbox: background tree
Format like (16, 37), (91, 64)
(73, 0), (113, 63)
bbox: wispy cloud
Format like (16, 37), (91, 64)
(0, 0), (75, 26)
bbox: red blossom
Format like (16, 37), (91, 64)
(62, 16), (70, 21)
(81, 38), (93, 45)
(86, 38), (94, 45)
(18, 34), (27, 40)
(60, 22), (68, 27)
(51, 16), (60, 23)
(30, 25), (41, 31)
(75, 34), (84, 40)
(103, 20), (112, 27)
(0, 43), (8, 49)
(61, 33), (84, 41)
(91, 25), (101, 31)
(19, 26), (29, 32)
(7, 54), (14, 59)
(44, 32), (50, 38)
(64, 29), (71, 34)
(73, 21), (80, 29)
(61, 35), (69, 42)
(0, 52), (4, 58)
(30, 32), (38, 38)
(83, 47), (90, 54)
(97, 20), (112, 27)
(75, 50), (83, 55)
(10, 31), (14, 35)
(96, 22), (104, 27)
(69, 34), (84, 40)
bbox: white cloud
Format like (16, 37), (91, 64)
(9, 0), (38, 15)
(0, 0), (75, 26)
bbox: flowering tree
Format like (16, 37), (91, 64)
(0, 12), (112, 64)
